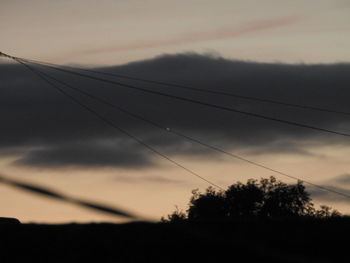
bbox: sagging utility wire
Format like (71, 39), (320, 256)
(20, 62), (350, 200)
(2, 52), (350, 200)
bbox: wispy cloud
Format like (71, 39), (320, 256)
(330, 174), (350, 185)
(113, 175), (183, 185)
(73, 16), (300, 58)
(308, 185), (350, 203)
(337, 0), (350, 8)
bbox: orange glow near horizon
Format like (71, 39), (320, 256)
(1, 144), (349, 223)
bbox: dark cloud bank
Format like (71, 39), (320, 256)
(1, 53), (350, 170)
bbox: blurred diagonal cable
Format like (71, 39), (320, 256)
(0, 174), (139, 219)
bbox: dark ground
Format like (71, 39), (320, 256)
(1, 218), (349, 262)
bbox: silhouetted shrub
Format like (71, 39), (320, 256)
(163, 176), (341, 222)
(161, 206), (187, 223)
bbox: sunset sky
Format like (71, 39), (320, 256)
(1, 0), (350, 223)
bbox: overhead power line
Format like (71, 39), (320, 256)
(18, 56), (350, 116)
(2, 52), (350, 200)
(12, 57), (224, 190)
(19, 62), (350, 201)
(5, 54), (349, 138)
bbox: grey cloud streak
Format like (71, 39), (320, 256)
(1, 53), (350, 168)
(307, 174), (350, 203)
(309, 185), (350, 203)
(13, 140), (152, 168)
(331, 174), (350, 185)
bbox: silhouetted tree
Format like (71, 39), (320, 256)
(314, 205), (341, 218)
(187, 187), (226, 220)
(225, 179), (265, 219)
(161, 206), (186, 223)
(253, 177), (313, 218)
(163, 176), (340, 222)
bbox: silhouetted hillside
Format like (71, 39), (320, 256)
(1, 218), (349, 262)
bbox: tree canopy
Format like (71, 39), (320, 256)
(163, 177), (340, 222)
